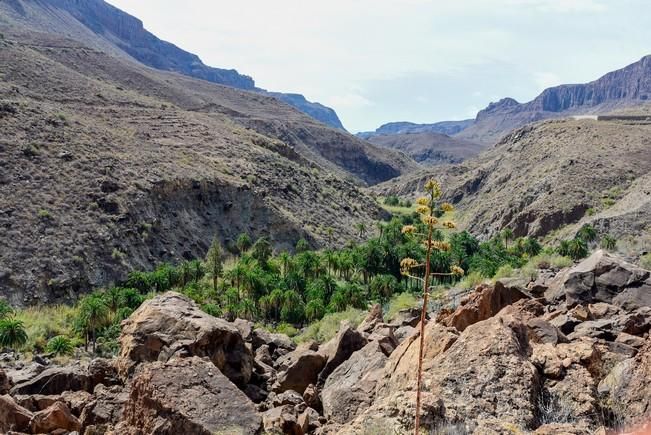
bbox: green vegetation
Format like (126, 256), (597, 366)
(0, 318), (28, 349)
(46, 335), (75, 356)
(640, 253), (651, 270)
(556, 224), (615, 261)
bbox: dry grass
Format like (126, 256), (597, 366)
(14, 305), (79, 352)
(296, 307), (366, 344)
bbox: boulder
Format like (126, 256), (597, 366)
(233, 318), (254, 341)
(561, 250), (650, 309)
(5, 362), (46, 385)
(251, 328), (295, 354)
(388, 306), (421, 327)
(121, 357), (261, 434)
(262, 405), (303, 435)
(0, 368), (10, 394)
(0, 394), (33, 433)
(61, 390), (93, 416)
(527, 318), (568, 345)
(317, 324), (367, 385)
(567, 319), (616, 341)
(439, 281), (530, 331)
(321, 340), (389, 424)
(274, 344), (326, 394)
(79, 384), (128, 429)
(393, 325), (415, 342)
(30, 401), (81, 434)
(356, 303), (383, 334)
(14, 393), (60, 412)
(615, 332), (647, 348)
(302, 384), (321, 411)
(297, 407), (321, 432)
(616, 338), (651, 423)
(118, 292), (252, 386)
(11, 363), (96, 396)
(588, 302), (621, 320)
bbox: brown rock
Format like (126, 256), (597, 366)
(321, 340), (389, 424)
(251, 328), (296, 354)
(588, 302), (620, 319)
(121, 356), (261, 434)
(118, 292), (253, 386)
(527, 318), (568, 345)
(61, 390), (93, 416)
(617, 338), (651, 423)
(11, 363), (97, 396)
(14, 393), (60, 412)
(0, 394), (33, 433)
(615, 332), (646, 348)
(570, 305), (590, 321)
(262, 405), (303, 435)
(297, 407), (321, 432)
(439, 281), (530, 331)
(79, 384), (127, 429)
(356, 303), (383, 334)
(302, 384), (321, 411)
(388, 306), (421, 327)
(317, 324), (367, 385)
(0, 368), (11, 395)
(274, 343), (326, 394)
(30, 401), (81, 434)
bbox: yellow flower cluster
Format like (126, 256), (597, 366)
(424, 179), (441, 198)
(441, 202), (454, 212)
(415, 205), (430, 215)
(400, 257), (419, 274)
(421, 215), (438, 226)
(442, 221), (456, 229)
(451, 265), (465, 276)
(431, 241), (451, 251)
(415, 197), (430, 206)
(401, 225), (417, 234)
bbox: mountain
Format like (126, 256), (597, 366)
(457, 55), (651, 144)
(357, 119), (474, 139)
(0, 0), (346, 130)
(372, 117), (651, 240)
(0, 5), (417, 305)
(364, 131), (484, 165)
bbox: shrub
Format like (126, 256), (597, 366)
(385, 292), (419, 322)
(201, 303), (222, 317)
(519, 263), (539, 282)
(274, 323), (299, 337)
(640, 253), (651, 270)
(0, 299), (13, 319)
(550, 255), (573, 269)
(296, 307), (366, 343)
(383, 195), (400, 207)
(458, 271), (486, 289)
(46, 335), (74, 356)
(600, 234), (617, 251)
(0, 318), (28, 349)
(493, 264), (515, 280)
(14, 305), (77, 352)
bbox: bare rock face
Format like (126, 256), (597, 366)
(0, 394), (33, 433)
(317, 324), (367, 385)
(321, 340), (389, 424)
(79, 384), (128, 431)
(274, 344), (326, 394)
(439, 281), (530, 331)
(118, 292), (252, 386)
(617, 337), (651, 424)
(29, 401), (81, 434)
(561, 250), (650, 309)
(357, 303), (384, 334)
(262, 404), (303, 435)
(120, 356), (261, 435)
(0, 368), (10, 395)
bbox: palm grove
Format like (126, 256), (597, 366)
(0, 182), (617, 357)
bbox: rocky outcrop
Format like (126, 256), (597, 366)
(0, 394), (33, 433)
(118, 292), (253, 386)
(317, 325), (367, 385)
(29, 401), (81, 434)
(558, 250), (651, 309)
(0, 368), (10, 394)
(119, 357), (261, 435)
(274, 344), (326, 394)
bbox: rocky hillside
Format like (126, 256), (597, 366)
(0, 22), (418, 305)
(1, 250), (650, 434)
(357, 119), (474, 139)
(372, 118), (651, 240)
(457, 55), (651, 144)
(0, 0), (346, 129)
(365, 131), (484, 165)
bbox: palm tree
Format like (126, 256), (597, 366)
(577, 225), (598, 244)
(305, 299), (325, 322)
(376, 222), (386, 240)
(236, 233), (252, 255)
(75, 295), (109, 352)
(568, 238), (588, 260)
(277, 251), (292, 277)
(501, 228), (514, 249)
(0, 318), (28, 349)
(269, 288), (285, 322)
(238, 298), (257, 320)
(205, 237), (223, 293)
(0, 299), (14, 320)
(355, 222), (367, 238)
(600, 234), (617, 250)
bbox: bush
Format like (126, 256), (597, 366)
(493, 264), (515, 280)
(296, 307), (366, 343)
(519, 263), (539, 282)
(46, 335), (74, 356)
(640, 253), (651, 270)
(0, 299), (13, 319)
(385, 292), (419, 322)
(0, 318), (28, 349)
(458, 271), (486, 289)
(14, 305), (77, 352)
(383, 195), (400, 207)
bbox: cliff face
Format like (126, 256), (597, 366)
(457, 55), (651, 144)
(4, 0), (346, 129)
(357, 119), (474, 139)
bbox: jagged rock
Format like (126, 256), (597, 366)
(0, 394), (33, 433)
(317, 324), (367, 385)
(11, 363), (98, 396)
(117, 292), (252, 386)
(302, 384), (321, 411)
(120, 357), (261, 435)
(561, 250), (650, 309)
(614, 338), (651, 423)
(588, 302), (621, 320)
(567, 319), (616, 341)
(357, 303), (383, 334)
(255, 344), (273, 366)
(233, 318), (254, 341)
(549, 314), (582, 335)
(527, 318), (568, 345)
(541, 364), (598, 422)
(243, 383), (268, 404)
(251, 328), (296, 354)
(388, 307), (421, 327)
(5, 362), (46, 385)
(530, 339), (601, 379)
(0, 368), (10, 394)
(272, 390), (304, 408)
(393, 325), (415, 342)
(263, 405), (303, 435)
(298, 407), (321, 432)
(321, 340), (389, 424)
(14, 394), (60, 412)
(60, 390), (93, 416)
(274, 344), (326, 394)
(615, 332), (646, 348)
(615, 307), (651, 336)
(439, 281), (530, 331)
(30, 401), (81, 433)
(79, 384), (127, 430)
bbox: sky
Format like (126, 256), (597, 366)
(107, 0), (651, 132)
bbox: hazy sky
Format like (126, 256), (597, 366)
(108, 0), (650, 132)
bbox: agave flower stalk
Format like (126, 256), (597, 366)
(399, 179), (464, 435)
